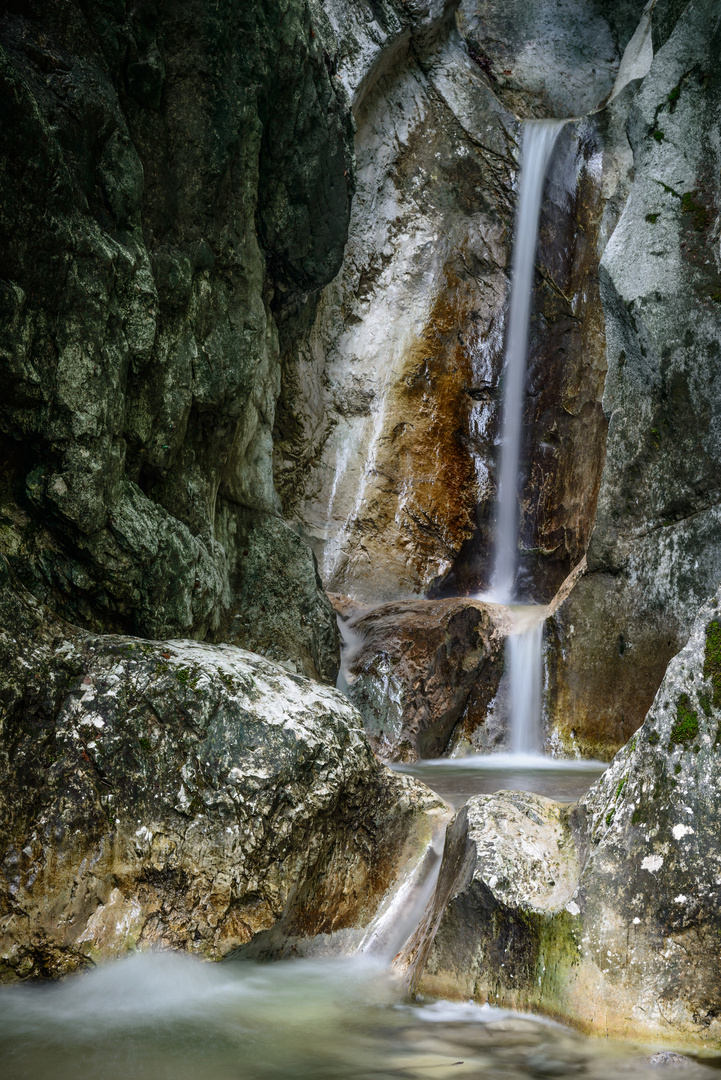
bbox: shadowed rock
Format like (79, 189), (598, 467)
(335, 596), (511, 760)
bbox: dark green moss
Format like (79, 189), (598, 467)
(648, 731), (660, 746)
(699, 691), (712, 716)
(139, 736), (152, 754)
(704, 620), (721, 707)
(681, 190), (709, 230)
(605, 808), (615, 826)
(631, 807), (647, 825)
(669, 694), (699, 747)
(615, 777), (626, 799)
(653, 129), (665, 142)
(645, 213), (659, 224)
(674, 763), (682, 774)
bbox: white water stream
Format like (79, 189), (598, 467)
(489, 120), (565, 756)
(491, 120), (565, 606)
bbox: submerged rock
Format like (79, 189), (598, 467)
(336, 597), (510, 761)
(0, 559), (446, 981)
(403, 586), (721, 1048)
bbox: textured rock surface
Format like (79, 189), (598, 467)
(0, 557), (445, 981)
(0, 0), (352, 678)
(336, 596), (510, 761)
(405, 586), (721, 1048)
(275, 26), (516, 602)
(546, 0), (721, 756)
(277, 16), (617, 606)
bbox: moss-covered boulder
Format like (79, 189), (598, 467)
(0, 558), (446, 981)
(403, 585), (721, 1050)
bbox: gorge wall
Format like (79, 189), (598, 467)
(2, 0), (721, 1045)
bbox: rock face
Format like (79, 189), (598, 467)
(0, 558), (446, 981)
(276, 4), (617, 606)
(336, 597), (510, 761)
(0, 0), (352, 679)
(405, 586), (721, 1049)
(275, 24), (516, 602)
(545, 0), (721, 756)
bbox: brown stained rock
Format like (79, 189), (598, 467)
(0, 558), (446, 981)
(334, 596), (511, 761)
(516, 120), (609, 602)
(277, 33), (515, 603)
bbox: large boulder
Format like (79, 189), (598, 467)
(403, 585), (721, 1049)
(0, 559), (446, 981)
(336, 596), (510, 761)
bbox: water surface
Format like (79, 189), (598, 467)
(0, 951), (709, 1080)
(393, 754), (607, 810)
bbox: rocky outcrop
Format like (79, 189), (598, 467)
(455, 0), (647, 119)
(336, 596), (510, 760)
(276, 0), (633, 608)
(275, 26), (516, 602)
(0, 557), (446, 981)
(545, 0), (721, 757)
(403, 585), (721, 1049)
(0, 0), (353, 679)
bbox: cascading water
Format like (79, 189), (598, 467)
(491, 120), (565, 756)
(492, 120), (565, 604)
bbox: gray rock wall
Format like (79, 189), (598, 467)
(0, 0), (354, 680)
(546, 0), (721, 757)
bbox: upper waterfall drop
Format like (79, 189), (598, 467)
(491, 120), (566, 605)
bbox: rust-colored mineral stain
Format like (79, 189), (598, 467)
(370, 267), (480, 587)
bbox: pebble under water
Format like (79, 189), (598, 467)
(1, 950), (715, 1080)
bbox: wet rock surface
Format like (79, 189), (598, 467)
(0, 558), (445, 981)
(546, 0), (721, 756)
(406, 586), (721, 1048)
(278, 5), (624, 609)
(336, 596), (510, 761)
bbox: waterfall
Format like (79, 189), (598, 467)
(507, 605), (547, 755)
(491, 120), (564, 756)
(491, 120), (565, 604)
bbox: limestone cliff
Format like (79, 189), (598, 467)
(546, 0), (721, 758)
(0, 0), (355, 680)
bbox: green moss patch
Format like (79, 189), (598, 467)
(669, 694), (699, 747)
(704, 620), (721, 707)
(681, 190), (709, 231)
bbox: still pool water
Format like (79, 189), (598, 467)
(0, 951), (714, 1080)
(392, 754), (607, 810)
